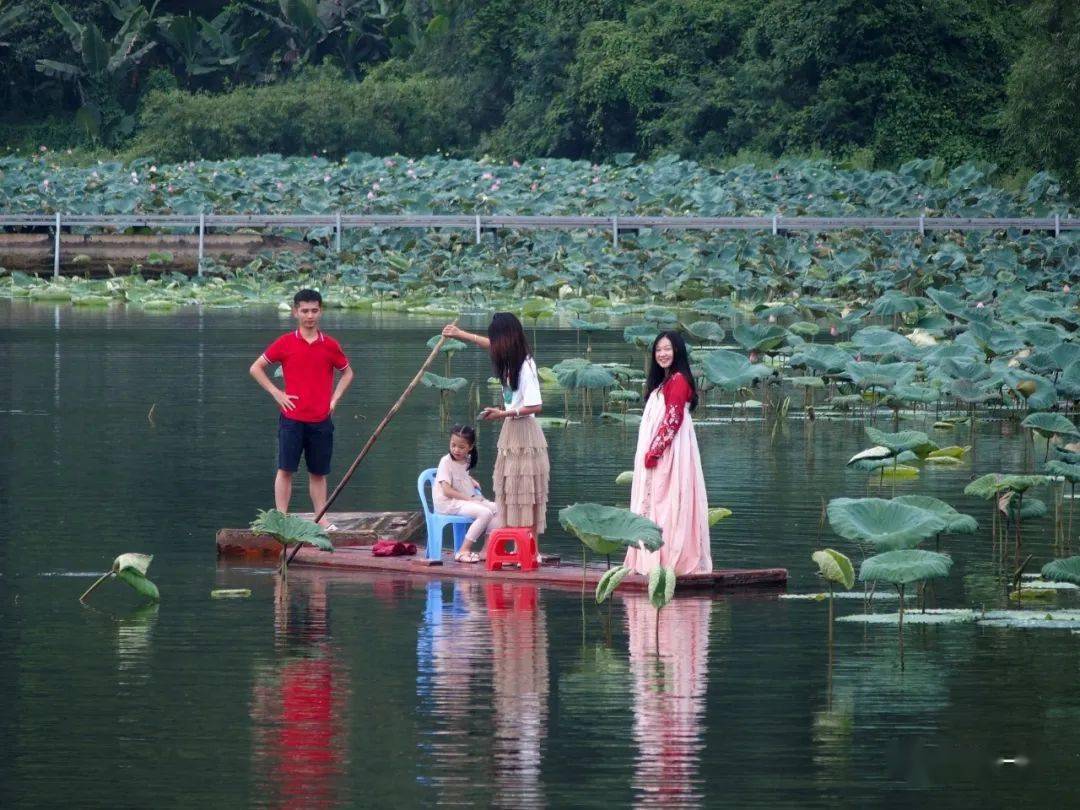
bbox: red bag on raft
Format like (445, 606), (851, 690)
(371, 539), (418, 557)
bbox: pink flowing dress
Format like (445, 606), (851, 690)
(624, 373), (713, 575)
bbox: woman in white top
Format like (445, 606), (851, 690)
(442, 313), (550, 541)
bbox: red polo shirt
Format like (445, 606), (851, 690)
(263, 330), (349, 423)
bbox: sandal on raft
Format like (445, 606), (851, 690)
(455, 550), (481, 564)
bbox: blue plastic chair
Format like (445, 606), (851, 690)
(418, 468), (475, 561)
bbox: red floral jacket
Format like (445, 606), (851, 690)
(644, 372), (692, 468)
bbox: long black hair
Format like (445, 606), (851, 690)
(450, 424), (479, 470)
(645, 331), (698, 411)
(488, 312), (532, 391)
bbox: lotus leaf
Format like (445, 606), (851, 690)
(1045, 460), (1080, 483)
(927, 445), (969, 459)
(685, 321), (725, 343)
(558, 503), (662, 556)
(421, 372), (468, 392)
(708, 507), (732, 525)
(426, 336), (467, 354)
(615, 470), (634, 485)
(812, 548), (855, 590)
(1021, 412), (1080, 439)
(893, 495), (978, 534)
(733, 323), (787, 352)
(1041, 557), (1080, 586)
(827, 497), (947, 550)
(845, 361), (916, 391)
(864, 427), (937, 457)
(789, 344), (852, 374)
(859, 549), (953, 586)
(596, 564), (633, 603)
(113, 553), (160, 601)
(699, 350), (772, 391)
(648, 565), (677, 609)
(250, 509), (333, 551)
(1008, 496), (1047, 520)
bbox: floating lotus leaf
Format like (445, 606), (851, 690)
(699, 350), (773, 391)
(648, 565), (677, 609)
(894, 495), (978, 534)
(927, 445), (969, 459)
(600, 412), (643, 426)
(421, 372), (468, 392)
(596, 564), (633, 603)
(607, 389), (640, 403)
(685, 321), (725, 343)
(881, 464), (919, 478)
(708, 507), (733, 525)
(732, 323), (788, 352)
(1021, 412), (1080, 439)
(615, 470), (634, 485)
(865, 427), (937, 457)
(1041, 557), (1080, 586)
(535, 417), (574, 429)
(558, 503), (663, 556)
(859, 549), (953, 586)
(812, 548), (855, 590)
(250, 509), (333, 551)
(827, 497), (947, 550)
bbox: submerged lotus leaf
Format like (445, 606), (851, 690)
(894, 495), (978, 534)
(859, 549), (953, 585)
(865, 427), (937, 457)
(812, 548), (855, 590)
(559, 503), (662, 556)
(421, 372), (468, 392)
(1021, 412), (1080, 439)
(250, 509), (333, 551)
(1041, 557), (1080, 586)
(827, 497), (947, 550)
(732, 323), (788, 352)
(600, 412), (643, 426)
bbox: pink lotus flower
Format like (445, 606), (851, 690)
(372, 182), (380, 191)
(323, 175), (331, 183)
(39, 145), (47, 152)
(42, 180), (49, 189)
(482, 172), (493, 180)
(512, 160), (521, 168)
(592, 176), (600, 184)
(490, 182), (500, 191)
(530, 183), (538, 192)
(1064, 285), (1071, 294)
(167, 185), (175, 193)
(384, 159), (395, 167)
(275, 181), (285, 191)
(406, 169), (416, 178)
(366, 191), (375, 200)
(768, 314), (777, 323)
(149, 183), (158, 191)
(149, 165), (157, 173)
(976, 302), (985, 309)
(830, 325), (839, 337)
(749, 351), (760, 363)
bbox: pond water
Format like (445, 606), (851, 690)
(2, 301), (1078, 807)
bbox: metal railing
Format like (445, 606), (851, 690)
(0, 212), (1073, 277)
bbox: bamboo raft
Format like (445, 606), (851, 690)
(216, 511), (788, 593)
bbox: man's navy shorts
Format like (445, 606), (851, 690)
(278, 414), (334, 475)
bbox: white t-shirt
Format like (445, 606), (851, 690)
(433, 453), (475, 511)
(502, 357), (542, 412)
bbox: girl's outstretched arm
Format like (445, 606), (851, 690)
(443, 323), (490, 350)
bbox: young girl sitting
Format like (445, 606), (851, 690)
(434, 425), (502, 563)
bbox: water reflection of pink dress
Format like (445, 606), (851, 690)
(624, 373), (712, 575)
(625, 595), (711, 807)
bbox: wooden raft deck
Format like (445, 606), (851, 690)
(216, 513), (787, 592)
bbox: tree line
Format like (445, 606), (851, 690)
(0, 0), (1076, 192)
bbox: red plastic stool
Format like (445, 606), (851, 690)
(485, 528), (538, 572)
(484, 583), (539, 612)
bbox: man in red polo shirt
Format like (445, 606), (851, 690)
(249, 289), (354, 524)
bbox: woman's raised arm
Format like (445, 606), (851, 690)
(443, 323), (490, 350)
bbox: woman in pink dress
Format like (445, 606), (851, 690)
(624, 331), (713, 575)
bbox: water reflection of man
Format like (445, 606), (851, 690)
(251, 574), (346, 809)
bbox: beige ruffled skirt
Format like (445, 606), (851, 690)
(493, 416), (550, 536)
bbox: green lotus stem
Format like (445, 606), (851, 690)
(79, 570), (114, 603)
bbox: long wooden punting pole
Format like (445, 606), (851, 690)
(288, 320), (459, 564)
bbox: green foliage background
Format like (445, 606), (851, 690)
(0, 0), (1077, 190)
